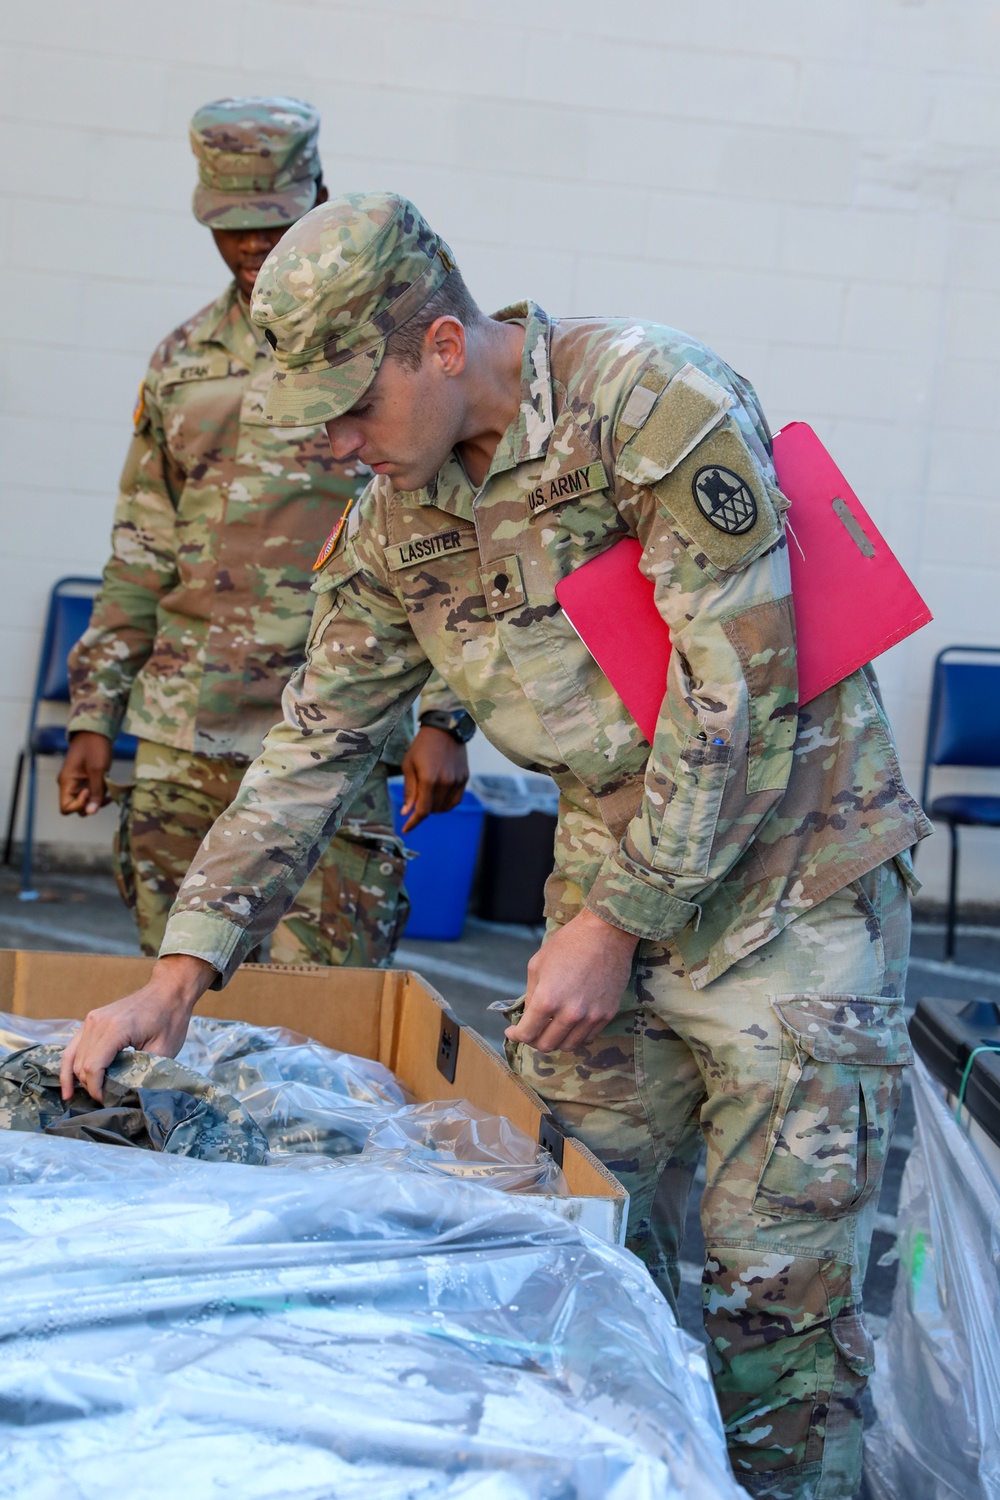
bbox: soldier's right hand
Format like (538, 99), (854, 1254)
(58, 731), (113, 816)
(59, 954), (217, 1103)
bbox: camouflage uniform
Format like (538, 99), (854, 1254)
(508, 798), (913, 1497)
(156, 196), (931, 1498)
(67, 107), (461, 962)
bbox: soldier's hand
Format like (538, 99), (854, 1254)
(399, 725), (470, 833)
(58, 731), (113, 816)
(506, 908), (638, 1054)
(59, 954), (217, 1103)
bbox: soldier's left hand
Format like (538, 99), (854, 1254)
(506, 907), (638, 1054)
(399, 726), (469, 833)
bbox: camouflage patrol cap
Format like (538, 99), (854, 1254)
(190, 97), (321, 230)
(250, 191), (457, 425)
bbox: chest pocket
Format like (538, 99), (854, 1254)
(157, 352), (242, 476)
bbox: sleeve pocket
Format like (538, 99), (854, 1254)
(651, 732), (732, 877)
(307, 554), (363, 651)
(305, 592), (345, 654)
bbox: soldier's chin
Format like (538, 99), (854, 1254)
(386, 462), (439, 493)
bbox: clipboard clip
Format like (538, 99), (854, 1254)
(831, 496), (875, 558)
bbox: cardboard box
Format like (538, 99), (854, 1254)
(0, 949), (629, 1245)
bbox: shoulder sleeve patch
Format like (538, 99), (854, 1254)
(616, 363), (733, 486)
(651, 417), (783, 573)
(132, 381), (148, 433)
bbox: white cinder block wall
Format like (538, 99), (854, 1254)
(1, 0), (998, 903)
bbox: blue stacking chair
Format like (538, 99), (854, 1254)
(3, 577), (138, 899)
(921, 645), (1000, 958)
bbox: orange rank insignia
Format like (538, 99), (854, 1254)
(132, 382), (146, 429)
(312, 499), (355, 571)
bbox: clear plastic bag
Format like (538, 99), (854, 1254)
(467, 773), (559, 818)
(362, 1099), (566, 1193)
(0, 1130), (743, 1499)
(0, 1011), (567, 1194)
(864, 1058), (1000, 1499)
(181, 1015), (411, 1160)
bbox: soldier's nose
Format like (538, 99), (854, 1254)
(325, 420), (361, 462)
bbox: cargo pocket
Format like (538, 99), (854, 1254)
(382, 840), (411, 958)
(107, 778), (136, 915)
(652, 733), (732, 877)
(831, 1309), (875, 1380)
(350, 830), (410, 964)
(754, 994), (913, 1220)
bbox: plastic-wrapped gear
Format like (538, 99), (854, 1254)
(361, 1099), (566, 1193)
(864, 1058), (1000, 1499)
(0, 1011), (567, 1193)
(180, 1015), (410, 1160)
(0, 1042), (268, 1163)
(0, 1130), (743, 1500)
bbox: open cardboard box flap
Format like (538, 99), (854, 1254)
(0, 950), (628, 1243)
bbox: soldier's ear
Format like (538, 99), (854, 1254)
(314, 177), (329, 207)
(426, 316), (466, 378)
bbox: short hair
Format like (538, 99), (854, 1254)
(386, 271), (483, 369)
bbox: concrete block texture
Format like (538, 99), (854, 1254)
(0, 0), (998, 903)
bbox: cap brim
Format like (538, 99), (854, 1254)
(193, 180), (317, 230)
(262, 345), (384, 426)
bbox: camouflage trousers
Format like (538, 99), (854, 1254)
(111, 741), (408, 965)
(508, 797), (913, 1500)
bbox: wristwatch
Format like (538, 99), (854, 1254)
(419, 709), (477, 744)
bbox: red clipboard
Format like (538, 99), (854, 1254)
(554, 422), (931, 741)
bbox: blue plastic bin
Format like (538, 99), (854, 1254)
(388, 779), (485, 940)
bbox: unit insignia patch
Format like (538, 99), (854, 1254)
(691, 466), (758, 535)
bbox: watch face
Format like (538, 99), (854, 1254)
(422, 711), (476, 743)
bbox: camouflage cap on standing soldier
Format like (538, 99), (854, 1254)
(190, 97), (322, 230)
(250, 192), (457, 425)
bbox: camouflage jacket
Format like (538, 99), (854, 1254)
(67, 282), (455, 761)
(163, 303), (931, 986)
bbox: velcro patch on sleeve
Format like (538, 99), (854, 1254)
(652, 419), (782, 573)
(616, 363), (734, 486)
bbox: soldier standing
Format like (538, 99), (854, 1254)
(64, 194), (932, 1499)
(58, 108), (473, 964)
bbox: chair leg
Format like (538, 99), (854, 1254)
(19, 753), (39, 901)
(945, 821), (960, 960)
(3, 750), (25, 866)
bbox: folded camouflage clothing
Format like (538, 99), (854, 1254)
(0, 1044), (267, 1164)
(0, 1016), (568, 1192)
